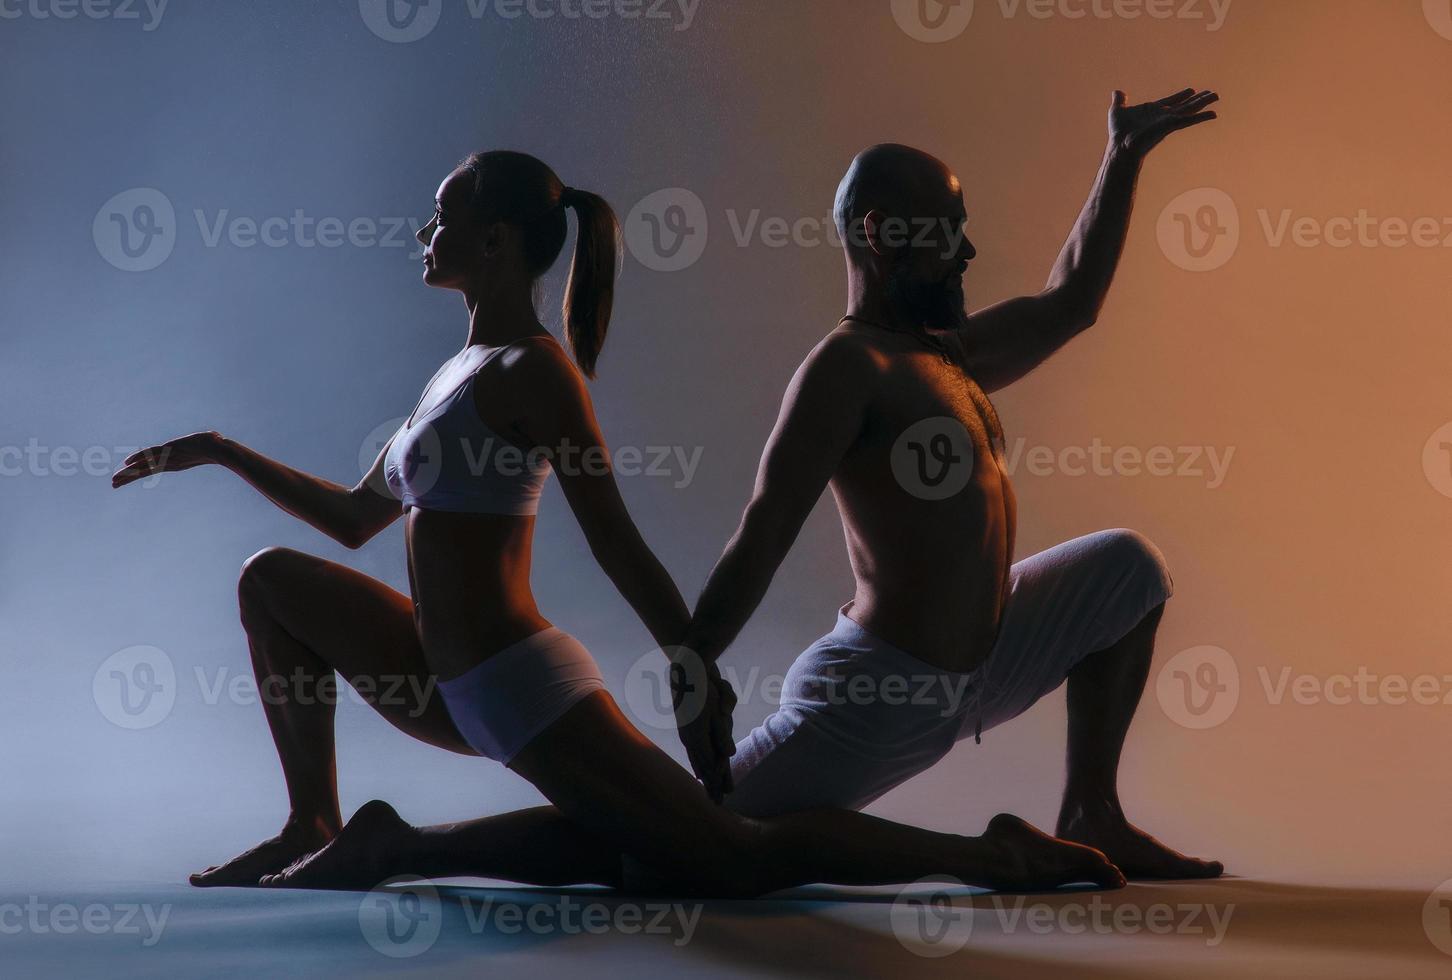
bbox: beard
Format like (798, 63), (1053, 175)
(885, 259), (966, 330)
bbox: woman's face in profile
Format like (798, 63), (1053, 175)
(416, 169), (484, 290)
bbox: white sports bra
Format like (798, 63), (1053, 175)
(383, 339), (554, 515)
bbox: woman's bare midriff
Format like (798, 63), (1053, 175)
(402, 505), (551, 681)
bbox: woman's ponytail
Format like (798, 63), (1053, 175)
(560, 186), (618, 380)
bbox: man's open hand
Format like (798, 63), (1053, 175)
(1109, 87), (1219, 159)
(669, 647), (738, 803)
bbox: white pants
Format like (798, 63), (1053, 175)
(723, 529), (1175, 817)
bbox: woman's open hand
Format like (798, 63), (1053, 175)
(112, 430), (226, 489)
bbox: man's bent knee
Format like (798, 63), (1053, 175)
(1099, 528), (1174, 604)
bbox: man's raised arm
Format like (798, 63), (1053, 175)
(957, 87), (1219, 394)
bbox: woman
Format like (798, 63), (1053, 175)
(111, 150), (1123, 897)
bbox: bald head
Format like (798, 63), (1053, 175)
(833, 143), (961, 253)
(832, 143), (975, 330)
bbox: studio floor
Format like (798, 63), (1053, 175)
(4, 875), (1449, 978)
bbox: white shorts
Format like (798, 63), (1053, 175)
(723, 529), (1175, 817)
(435, 627), (606, 765)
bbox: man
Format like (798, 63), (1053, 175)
(675, 87), (1223, 879)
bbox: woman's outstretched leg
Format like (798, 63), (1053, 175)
(265, 691), (1123, 896)
(507, 693), (1124, 897)
(259, 800), (626, 890)
(190, 545), (480, 887)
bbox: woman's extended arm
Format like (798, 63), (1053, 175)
(111, 429), (401, 550)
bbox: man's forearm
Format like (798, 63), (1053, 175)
(1046, 139), (1144, 325)
(682, 517), (788, 664)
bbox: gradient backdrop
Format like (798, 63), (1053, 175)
(3, 0), (1451, 889)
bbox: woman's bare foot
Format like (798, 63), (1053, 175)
(259, 800), (416, 891)
(1057, 804), (1223, 880)
(975, 813), (1126, 891)
(189, 817), (337, 888)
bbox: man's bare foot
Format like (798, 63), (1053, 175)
(189, 818), (336, 888)
(259, 800), (417, 891)
(1057, 805), (1223, 880)
(974, 813), (1126, 891)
